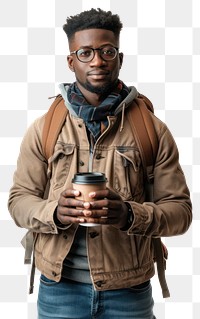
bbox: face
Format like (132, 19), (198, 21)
(67, 29), (123, 97)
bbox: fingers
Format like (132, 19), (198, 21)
(57, 208), (85, 225)
(58, 189), (83, 207)
(81, 203), (119, 225)
(56, 187), (125, 226)
(79, 188), (121, 224)
(56, 188), (85, 225)
(60, 189), (80, 199)
(79, 188), (127, 226)
(88, 188), (121, 201)
(85, 197), (118, 211)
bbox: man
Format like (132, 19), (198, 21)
(8, 8), (192, 319)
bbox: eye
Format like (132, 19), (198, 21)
(78, 48), (92, 57)
(101, 47), (116, 57)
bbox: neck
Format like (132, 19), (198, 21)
(76, 84), (106, 106)
(76, 81), (119, 106)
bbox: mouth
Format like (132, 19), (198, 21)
(87, 71), (110, 80)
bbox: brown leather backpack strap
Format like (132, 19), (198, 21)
(153, 238), (170, 298)
(127, 96), (170, 298)
(127, 96), (159, 180)
(137, 93), (154, 113)
(42, 95), (68, 160)
(137, 95), (158, 158)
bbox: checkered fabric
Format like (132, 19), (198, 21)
(0, 0), (199, 318)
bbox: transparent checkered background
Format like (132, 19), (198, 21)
(0, 0), (199, 318)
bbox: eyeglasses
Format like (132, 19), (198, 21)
(70, 46), (119, 63)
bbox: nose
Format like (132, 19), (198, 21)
(90, 50), (106, 66)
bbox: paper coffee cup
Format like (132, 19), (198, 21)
(72, 172), (107, 226)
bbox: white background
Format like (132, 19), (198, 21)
(0, 0), (199, 318)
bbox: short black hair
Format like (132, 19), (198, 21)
(63, 8), (123, 40)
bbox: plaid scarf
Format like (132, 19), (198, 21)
(67, 81), (129, 141)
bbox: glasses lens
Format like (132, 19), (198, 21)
(75, 46), (118, 62)
(77, 48), (94, 62)
(100, 46), (117, 60)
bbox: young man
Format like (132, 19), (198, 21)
(8, 8), (192, 319)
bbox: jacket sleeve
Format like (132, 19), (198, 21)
(127, 124), (192, 237)
(8, 117), (59, 234)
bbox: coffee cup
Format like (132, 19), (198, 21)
(72, 172), (107, 227)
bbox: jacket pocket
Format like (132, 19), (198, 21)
(35, 233), (51, 256)
(49, 143), (75, 190)
(49, 144), (75, 190)
(114, 147), (143, 200)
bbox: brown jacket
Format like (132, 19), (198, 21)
(8, 88), (192, 293)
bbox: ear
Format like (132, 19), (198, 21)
(67, 55), (75, 72)
(119, 52), (123, 69)
(119, 52), (124, 69)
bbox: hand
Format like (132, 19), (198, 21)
(80, 188), (129, 229)
(55, 189), (85, 225)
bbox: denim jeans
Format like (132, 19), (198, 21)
(38, 275), (156, 319)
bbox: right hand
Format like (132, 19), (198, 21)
(55, 189), (85, 225)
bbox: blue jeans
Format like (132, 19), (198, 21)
(38, 275), (156, 319)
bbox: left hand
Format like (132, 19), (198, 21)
(80, 188), (129, 229)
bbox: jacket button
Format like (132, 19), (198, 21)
(59, 154), (65, 159)
(95, 281), (104, 287)
(79, 160), (84, 166)
(89, 231), (99, 238)
(141, 215), (147, 221)
(96, 154), (102, 160)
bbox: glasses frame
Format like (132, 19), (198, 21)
(70, 46), (119, 63)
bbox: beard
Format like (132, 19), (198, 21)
(76, 77), (118, 96)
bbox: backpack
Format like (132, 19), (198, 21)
(23, 93), (170, 298)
